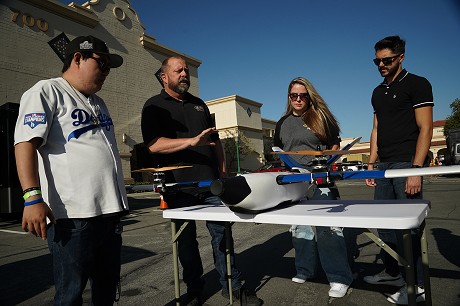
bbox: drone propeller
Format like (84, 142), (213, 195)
(327, 137), (361, 165)
(131, 165), (192, 173)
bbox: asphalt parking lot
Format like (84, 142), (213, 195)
(1, 176), (459, 305)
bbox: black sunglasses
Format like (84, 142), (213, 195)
(88, 56), (111, 72)
(289, 93), (309, 101)
(373, 54), (400, 66)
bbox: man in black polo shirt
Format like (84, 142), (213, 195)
(141, 56), (262, 306)
(363, 36), (434, 305)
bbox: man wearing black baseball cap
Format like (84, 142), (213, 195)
(65, 35), (123, 68)
(14, 34), (128, 305)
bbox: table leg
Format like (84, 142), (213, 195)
(403, 229), (416, 306)
(364, 227), (430, 306)
(420, 221), (432, 306)
(225, 222), (234, 305)
(171, 220), (181, 306)
(363, 230), (409, 267)
(171, 220), (191, 306)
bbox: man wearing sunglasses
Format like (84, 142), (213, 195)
(363, 35), (434, 305)
(14, 35), (128, 305)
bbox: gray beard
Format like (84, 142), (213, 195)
(173, 83), (189, 94)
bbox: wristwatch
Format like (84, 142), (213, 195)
(411, 164), (421, 168)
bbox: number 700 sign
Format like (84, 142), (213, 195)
(11, 9), (49, 32)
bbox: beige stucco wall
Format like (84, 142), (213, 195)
(207, 95), (265, 170)
(206, 96), (239, 129)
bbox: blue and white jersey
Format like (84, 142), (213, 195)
(14, 77), (128, 219)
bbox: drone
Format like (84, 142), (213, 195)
(126, 137), (460, 213)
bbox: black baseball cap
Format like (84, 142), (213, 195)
(65, 35), (123, 68)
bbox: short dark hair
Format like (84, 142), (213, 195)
(161, 56), (186, 73)
(374, 35), (405, 54)
(61, 51), (93, 73)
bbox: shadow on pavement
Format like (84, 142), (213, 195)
(162, 231), (294, 305)
(431, 227), (460, 268)
(0, 245), (156, 306)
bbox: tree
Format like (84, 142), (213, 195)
(221, 130), (253, 174)
(263, 137), (279, 163)
(444, 98), (460, 136)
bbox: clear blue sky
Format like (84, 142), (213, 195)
(71, 0), (460, 141)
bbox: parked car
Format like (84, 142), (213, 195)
(331, 163), (343, 172)
(253, 161), (287, 173)
(439, 155), (445, 166)
(341, 161), (366, 171)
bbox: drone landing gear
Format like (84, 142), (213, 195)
(310, 158), (333, 187)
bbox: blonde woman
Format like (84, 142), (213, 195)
(274, 77), (353, 298)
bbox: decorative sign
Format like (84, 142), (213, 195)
(113, 6), (126, 21)
(48, 33), (70, 62)
(11, 9), (48, 32)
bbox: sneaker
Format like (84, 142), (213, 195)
(386, 285), (425, 304)
(363, 270), (406, 287)
(221, 286), (263, 306)
(328, 282), (350, 298)
(291, 274), (307, 284)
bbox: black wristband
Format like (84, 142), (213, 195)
(23, 186), (41, 195)
(411, 164), (421, 168)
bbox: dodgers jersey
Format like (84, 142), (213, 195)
(14, 77), (128, 219)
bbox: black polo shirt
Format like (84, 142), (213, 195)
(371, 69), (433, 162)
(141, 90), (219, 183)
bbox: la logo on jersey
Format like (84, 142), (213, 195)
(24, 113), (46, 128)
(67, 108), (113, 141)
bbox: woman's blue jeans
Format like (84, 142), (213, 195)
(374, 162), (424, 285)
(47, 216), (122, 306)
(291, 184), (353, 285)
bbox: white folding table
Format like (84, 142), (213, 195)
(163, 199), (431, 306)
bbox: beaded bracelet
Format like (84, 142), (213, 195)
(24, 197), (44, 206)
(23, 190), (42, 200)
(23, 186), (41, 194)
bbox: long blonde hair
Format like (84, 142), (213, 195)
(285, 77), (340, 144)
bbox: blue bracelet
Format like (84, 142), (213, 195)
(24, 197), (44, 206)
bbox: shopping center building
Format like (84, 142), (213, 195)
(0, 0), (448, 211)
(0, 0), (281, 179)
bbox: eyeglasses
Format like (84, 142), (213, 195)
(373, 54), (400, 66)
(289, 93), (309, 101)
(88, 56), (111, 72)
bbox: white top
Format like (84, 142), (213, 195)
(14, 77), (128, 219)
(163, 199), (430, 230)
